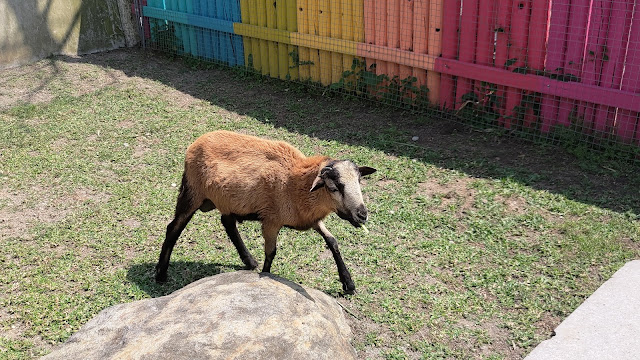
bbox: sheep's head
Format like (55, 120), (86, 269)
(310, 160), (377, 227)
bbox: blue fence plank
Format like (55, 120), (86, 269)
(143, 0), (244, 66)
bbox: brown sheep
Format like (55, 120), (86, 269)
(155, 130), (376, 294)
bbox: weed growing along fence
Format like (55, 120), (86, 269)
(133, 0), (640, 161)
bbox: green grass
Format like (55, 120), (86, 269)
(1, 51), (639, 359)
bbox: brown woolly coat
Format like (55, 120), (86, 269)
(184, 130), (335, 230)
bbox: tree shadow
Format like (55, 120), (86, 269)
(66, 49), (640, 215)
(127, 261), (245, 298)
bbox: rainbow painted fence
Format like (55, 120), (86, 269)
(135, 0), (640, 156)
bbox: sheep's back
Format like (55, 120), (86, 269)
(184, 131), (304, 216)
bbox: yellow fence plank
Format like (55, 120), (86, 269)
(296, 0), (310, 80)
(247, 0), (262, 72)
(308, 0), (321, 82)
(256, 0), (269, 76)
(276, 0), (289, 80)
(286, 0), (299, 80)
(266, 0), (279, 78)
(318, 0), (331, 85)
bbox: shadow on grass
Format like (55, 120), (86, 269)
(127, 262), (318, 300)
(127, 261), (245, 298)
(63, 49), (640, 214)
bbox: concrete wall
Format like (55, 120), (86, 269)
(0, 0), (137, 69)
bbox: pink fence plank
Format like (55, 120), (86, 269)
(455, 0), (479, 107)
(578, 0), (613, 130)
(475, 0), (495, 112)
(503, 0), (531, 128)
(540, 0), (570, 133)
(593, 0), (634, 134)
(555, 0), (590, 128)
(616, 4), (640, 143)
(438, 0), (460, 109)
(434, 58), (640, 113)
(494, 0), (512, 124)
(524, 0), (549, 126)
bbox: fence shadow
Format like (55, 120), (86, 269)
(69, 49), (639, 215)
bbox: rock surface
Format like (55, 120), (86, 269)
(43, 271), (356, 360)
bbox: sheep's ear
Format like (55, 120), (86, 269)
(359, 166), (377, 177)
(310, 176), (325, 192)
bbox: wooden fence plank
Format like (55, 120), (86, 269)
(308, 0), (321, 82)
(387, 0), (400, 79)
(277, 0), (289, 79)
(318, 0), (332, 85)
(297, 0), (310, 80)
(247, 0), (261, 71)
(342, 0), (354, 85)
(266, 0), (279, 77)
(374, 0), (388, 86)
(399, 0), (413, 85)
(503, 0), (531, 128)
(616, 5), (640, 143)
(524, 0), (549, 126)
(540, 0), (570, 133)
(426, 0), (442, 104)
(330, 0), (343, 84)
(434, 58), (640, 113)
(494, 0), (512, 123)
(593, 0), (634, 134)
(455, 0), (479, 107)
(579, 0), (613, 130)
(256, 0), (269, 75)
(438, 0), (460, 109)
(412, 0), (427, 93)
(286, 0), (298, 80)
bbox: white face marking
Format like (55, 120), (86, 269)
(326, 161), (367, 222)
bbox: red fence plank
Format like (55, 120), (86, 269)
(579, 0), (613, 130)
(455, 0), (479, 107)
(555, 0), (590, 129)
(617, 3), (640, 143)
(503, 0), (531, 128)
(540, 0), (570, 133)
(438, 0), (460, 109)
(593, 0), (634, 134)
(524, 0), (549, 126)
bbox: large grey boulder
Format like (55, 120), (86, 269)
(43, 271), (356, 360)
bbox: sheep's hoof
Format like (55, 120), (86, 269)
(155, 271), (168, 283)
(342, 283), (356, 295)
(244, 258), (259, 270)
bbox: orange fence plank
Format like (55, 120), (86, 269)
(427, 0), (443, 104)
(399, 0), (413, 84)
(413, 0), (428, 91)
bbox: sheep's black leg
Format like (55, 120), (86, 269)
(221, 215), (258, 270)
(261, 225), (280, 273)
(314, 221), (355, 294)
(155, 174), (199, 283)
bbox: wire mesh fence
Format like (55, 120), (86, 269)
(132, 0), (640, 161)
